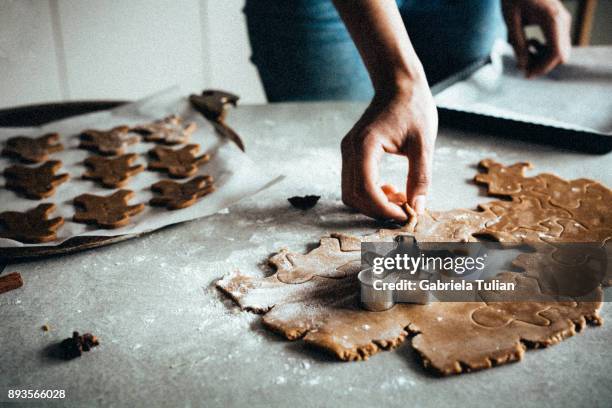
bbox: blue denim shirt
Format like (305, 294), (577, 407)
(245, 0), (506, 101)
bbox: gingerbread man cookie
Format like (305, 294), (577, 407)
(148, 144), (210, 178)
(73, 189), (144, 229)
(83, 153), (144, 188)
(150, 175), (215, 210)
(79, 126), (140, 156)
(2, 133), (64, 163)
(4, 160), (69, 199)
(133, 115), (197, 145)
(0, 203), (64, 243)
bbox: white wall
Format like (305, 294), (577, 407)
(0, 0), (64, 107)
(204, 0), (265, 103)
(0, 0), (610, 110)
(0, 0), (266, 109)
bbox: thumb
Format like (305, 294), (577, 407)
(406, 148), (431, 215)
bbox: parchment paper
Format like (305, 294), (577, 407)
(0, 88), (283, 248)
(435, 42), (612, 135)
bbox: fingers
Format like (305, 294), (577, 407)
(506, 8), (529, 71)
(340, 137), (355, 208)
(341, 134), (408, 221)
(527, 7), (571, 77)
(358, 135), (409, 220)
(405, 144), (431, 215)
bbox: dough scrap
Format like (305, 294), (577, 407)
(216, 159), (610, 375)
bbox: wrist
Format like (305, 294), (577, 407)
(373, 65), (428, 101)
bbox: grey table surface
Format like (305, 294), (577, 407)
(1, 101), (611, 408)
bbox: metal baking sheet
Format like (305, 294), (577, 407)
(0, 88), (283, 252)
(432, 43), (612, 153)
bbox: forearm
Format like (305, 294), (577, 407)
(332, 0), (426, 96)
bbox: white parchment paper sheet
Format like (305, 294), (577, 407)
(435, 42), (612, 135)
(0, 88), (283, 248)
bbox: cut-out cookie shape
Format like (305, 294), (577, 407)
(414, 208), (498, 242)
(475, 159), (612, 244)
(332, 227), (414, 252)
(511, 248), (607, 299)
(331, 207), (493, 252)
(133, 115), (197, 145)
(150, 175), (215, 210)
(478, 195), (571, 243)
(79, 126), (140, 156)
(332, 206), (418, 252)
(2, 133), (64, 163)
(475, 159), (601, 210)
(472, 272), (581, 328)
(530, 173), (595, 210)
(407, 295), (601, 375)
(566, 185), (611, 231)
(73, 189), (144, 229)
(83, 153), (144, 188)
(548, 218), (612, 244)
(474, 159), (539, 197)
(0, 203), (64, 243)
(4, 160), (69, 199)
(148, 144), (210, 178)
(270, 237), (360, 284)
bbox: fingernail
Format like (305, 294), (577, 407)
(413, 195), (426, 214)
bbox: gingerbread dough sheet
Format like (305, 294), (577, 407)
(217, 160), (610, 375)
(0, 88), (282, 248)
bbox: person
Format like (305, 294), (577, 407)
(245, 0), (572, 221)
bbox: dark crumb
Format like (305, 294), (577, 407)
(59, 331), (100, 360)
(42, 324), (50, 332)
(288, 195), (321, 210)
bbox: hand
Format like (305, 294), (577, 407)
(340, 81), (438, 221)
(502, 0), (572, 77)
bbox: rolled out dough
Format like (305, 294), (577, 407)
(217, 159), (610, 375)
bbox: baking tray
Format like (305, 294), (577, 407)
(0, 101), (140, 260)
(431, 59), (612, 154)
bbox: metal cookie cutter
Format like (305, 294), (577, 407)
(358, 267), (397, 312)
(358, 235), (430, 311)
